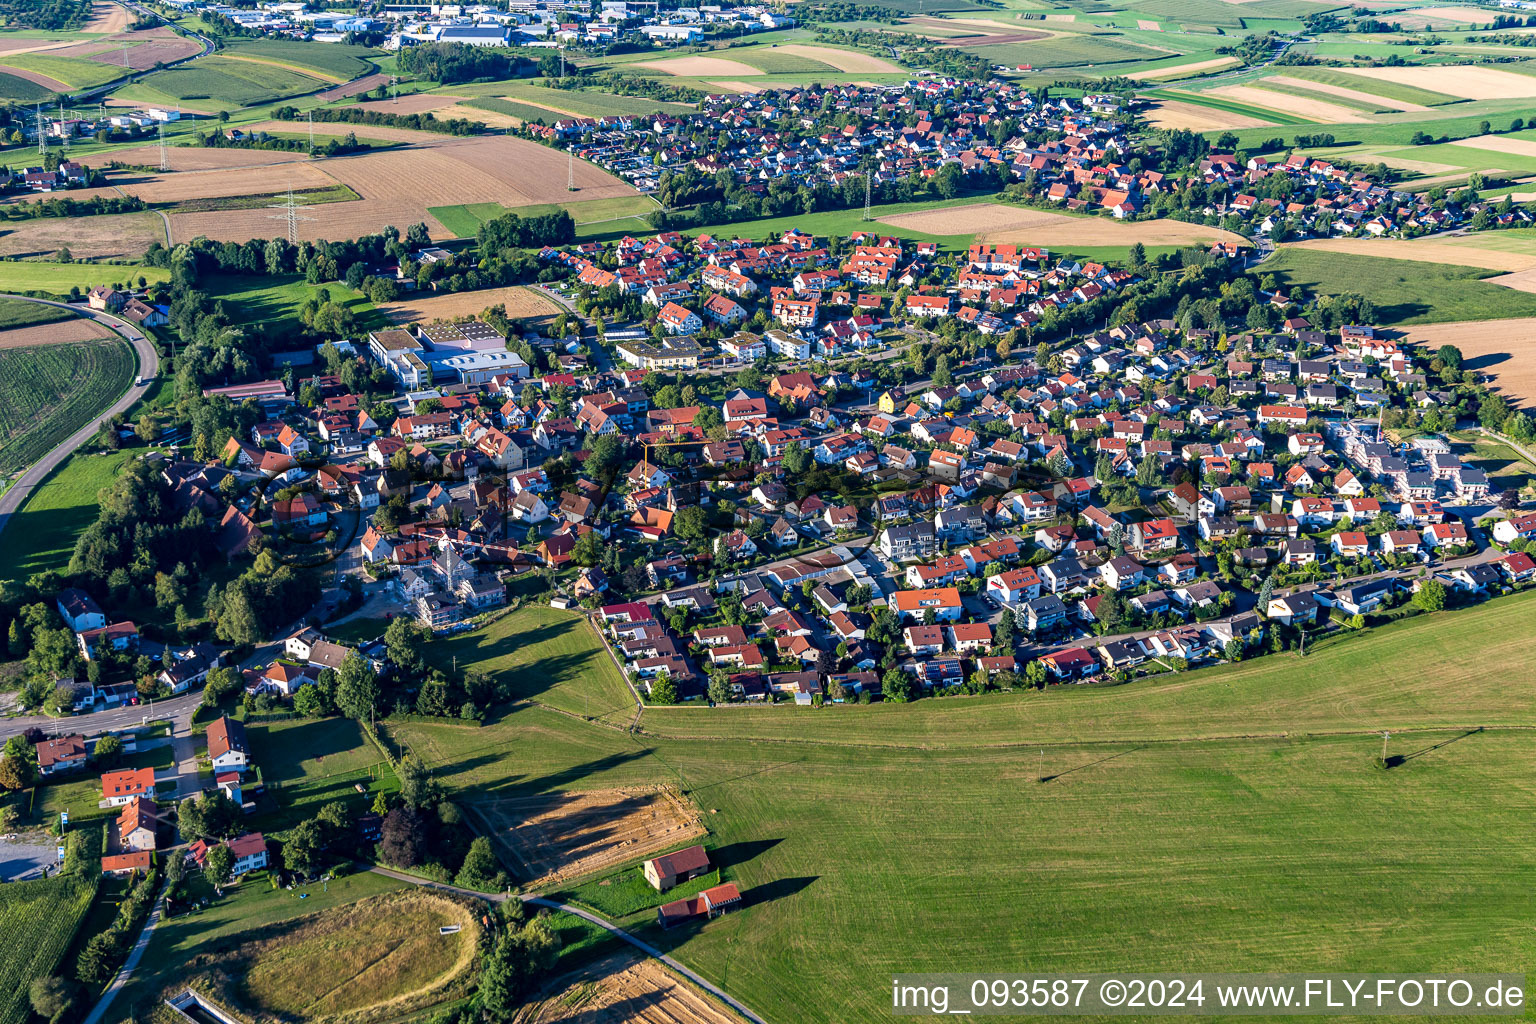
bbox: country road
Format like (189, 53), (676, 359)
(0, 294), (159, 541)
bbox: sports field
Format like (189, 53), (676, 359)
(394, 591), (1536, 1024)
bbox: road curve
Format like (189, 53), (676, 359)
(367, 866), (770, 1024)
(0, 293), (160, 540)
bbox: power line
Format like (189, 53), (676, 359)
(157, 121), (168, 172)
(35, 104), (46, 158)
(863, 171), (871, 221)
(268, 188), (315, 245)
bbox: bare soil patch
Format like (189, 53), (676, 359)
(86, 36), (200, 68)
(1208, 84), (1370, 123)
(378, 284), (561, 323)
(1395, 317), (1536, 406)
(636, 55), (764, 77)
(513, 953), (741, 1024)
(1393, 4), (1498, 27)
(81, 2), (131, 32)
(1129, 56), (1240, 80)
(770, 44), (901, 72)
(1336, 65), (1536, 99)
(1137, 19), (1161, 30)
(0, 38), (91, 56)
(348, 94), (460, 116)
(243, 119), (452, 145)
(0, 212), (163, 260)
(881, 202), (1250, 248)
(1449, 134), (1536, 159)
(0, 64), (70, 91)
(706, 80), (762, 93)
(1142, 98), (1275, 130)
(0, 320), (112, 349)
(317, 72), (387, 101)
(463, 786), (705, 887)
(1265, 74), (1428, 110)
(1284, 237), (1536, 272)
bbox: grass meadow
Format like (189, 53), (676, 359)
(0, 261), (168, 294)
(135, 55), (328, 106)
(222, 38), (379, 81)
(0, 450), (128, 584)
(1258, 247), (1536, 325)
(245, 716), (396, 833)
(388, 590), (1536, 1024)
(202, 272), (383, 331)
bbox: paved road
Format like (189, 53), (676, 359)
(367, 866), (769, 1024)
(0, 294), (159, 540)
(0, 690), (201, 744)
(81, 883), (168, 1024)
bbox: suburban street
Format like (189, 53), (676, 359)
(0, 294), (159, 539)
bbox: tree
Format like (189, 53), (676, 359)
(178, 791), (240, 840)
(293, 683), (330, 717)
(479, 917), (562, 1022)
(707, 671), (733, 705)
(283, 818), (328, 877)
(76, 932), (121, 984)
(456, 835), (501, 889)
(1256, 574), (1275, 614)
(0, 755), (34, 791)
(649, 675), (678, 705)
(205, 842), (235, 887)
(398, 756), (442, 810)
(882, 668), (912, 703)
(1414, 579), (1446, 612)
(92, 733), (123, 768)
(336, 651), (380, 721)
(378, 806), (428, 868)
(29, 977), (75, 1020)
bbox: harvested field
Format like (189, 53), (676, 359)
(636, 55), (764, 77)
(463, 786), (705, 886)
(316, 72), (387, 101)
(1489, 268), (1536, 293)
(81, 2), (131, 32)
(1043, 12), (1076, 20)
(513, 954), (741, 1024)
(0, 212), (163, 260)
(1129, 56), (1239, 80)
(0, 38), (94, 56)
(1207, 84), (1370, 123)
(1142, 98), (1274, 129)
(1284, 237), (1536, 273)
(116, 161), (337, 203)
(1263, 73), (1428, 111)
(0, 320), (112, 349)
(706, 80), (762, 93)
(1450, 134), (1536, 159)
(0, 65), (70, 92)
(769, 44), (902, 72)
(168, 135), (641, 243)
(242, 118), (452, 145)
(1137, 19), (1160, 30)
(885, 202), (1253, 248)
(76, 144), (302, 171)
(1393, 4), (1498, 26)
(348, 94), (459, 115)
(1336, 65), (1536, 99)
(86, 36), (201, 70)
(1394, 317), (1536, 406)
(377, 284), (561, 323)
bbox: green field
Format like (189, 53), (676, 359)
(1259, 247), (1536, 326)
(0, 261), (169, 294)
(717, 45), (841, 74)
(245, 716), (395, 832)
(1245, 79), (1388, 114)
(963, 33), (1167, 69)
(1157, 87), (1315, 126)
(0, 339), (134, 477)
(202, 272), (382, 330)
(418, 604), (635, 722)
(222, 38), (379, 80)
(0, 69), (57, 102)
(1268, 66), (1461, 107)
(0, 298), (71, 328)
(112, 871), (408, 1019)
(0, 51), (124, 90)
(428, 194), (659, 238)
(0, 874), (98, 1024)
(386, 591), (1536, 1024)
(1381, 141), (1536, 177)
(0, 450), (129, 583)
(134, 55), (329, 106)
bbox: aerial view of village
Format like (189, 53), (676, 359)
(1, 0), (1536, 1018)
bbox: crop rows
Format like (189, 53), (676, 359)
(0, 875), (98, 1024)
(0, 340), (134, 476)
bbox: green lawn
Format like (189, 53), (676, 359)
(388, 590), (1536, 1024)
(1259, 247), (1536, 326)
(419, 604), (635, 722)
(33, 746), (174, 825)
(201, 272), (383, 331)
(0, 450), (129, 584)
(555, 864), (722, 919)
(0, 261), (168, 295)
(427, 195), (659, 238)
(112, 870), (407, 1018)
(245, 716), (395, 833)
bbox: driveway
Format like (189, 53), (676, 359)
(0, 294), (159, 540)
